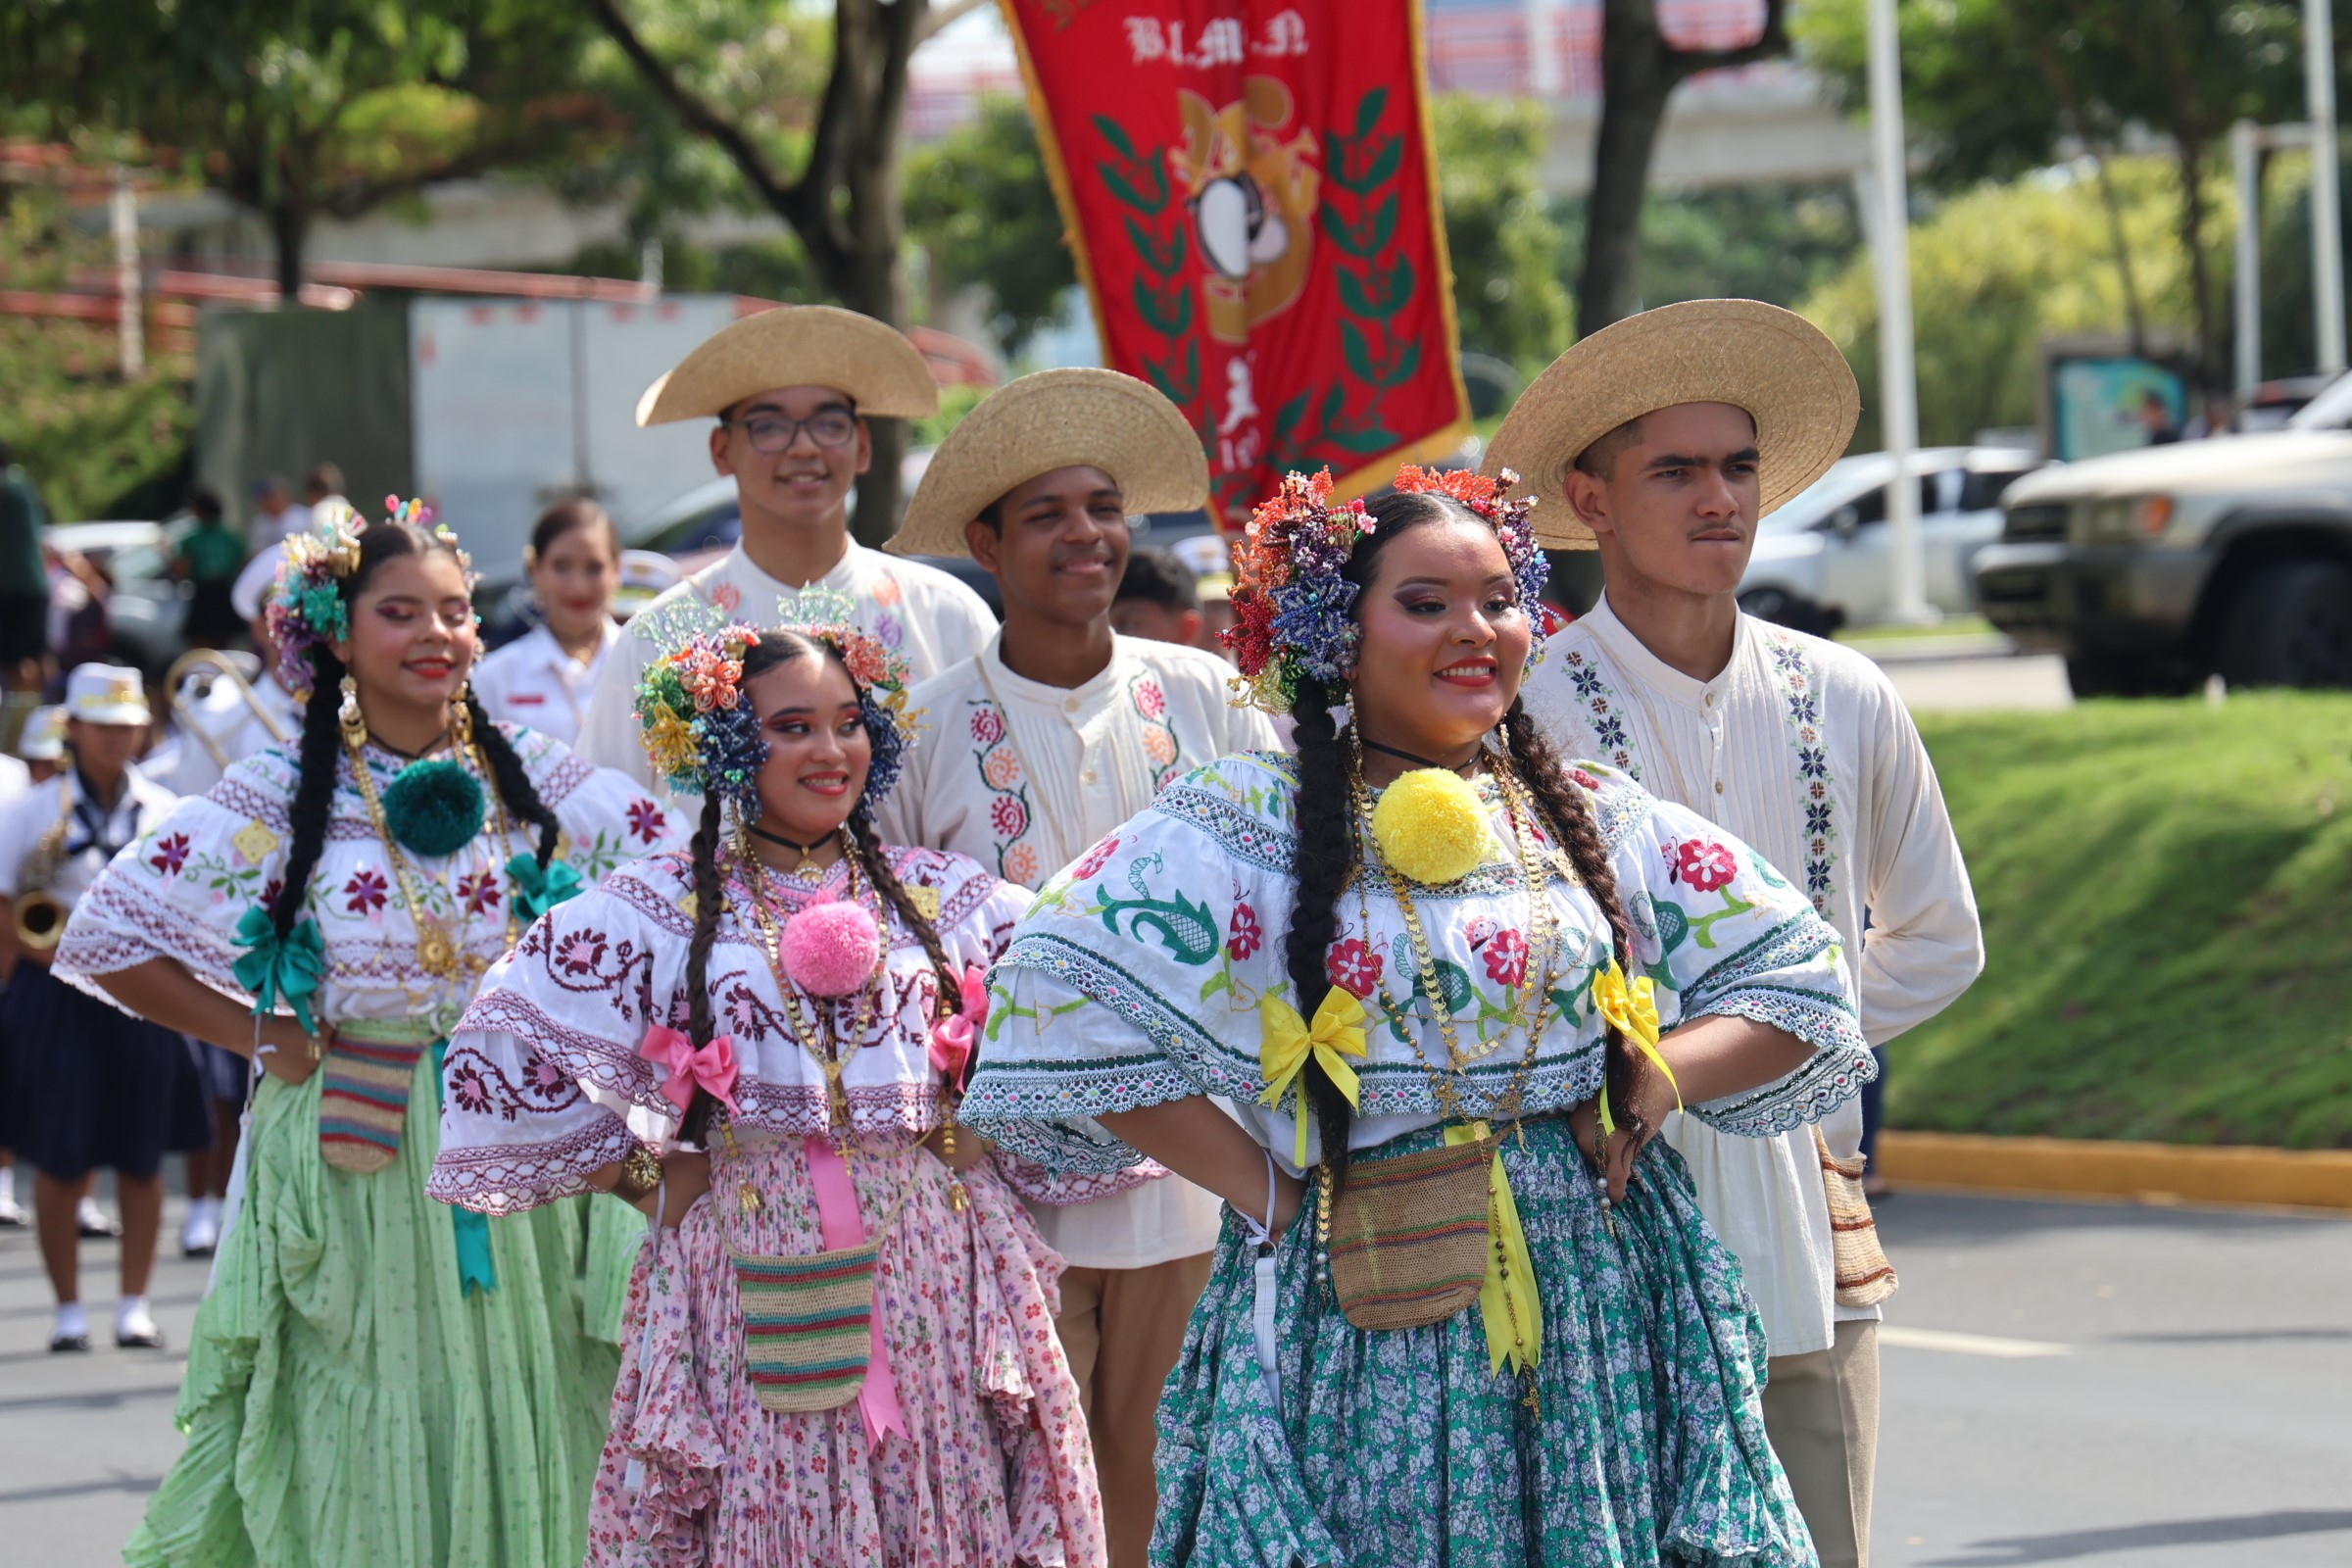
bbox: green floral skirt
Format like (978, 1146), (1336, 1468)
(1152, 1118), (1815, 1568)
(124, 1054), (620, 1567)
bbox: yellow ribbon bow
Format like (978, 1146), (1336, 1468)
(1590, 960), (1683, 1139)
(1258, 989), (1367, 1168)
(1445, 1121), (1544, 1377)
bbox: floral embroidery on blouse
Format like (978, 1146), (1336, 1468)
(148, 832), (190, 876)
(1763, 628), (1839, 915)
(964, 698), (1044, 888)
(1129, 669), (1182, 788)
(1559, 649), (1643, 780)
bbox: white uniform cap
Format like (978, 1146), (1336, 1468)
(66, 663), (152, 727)
(17, 705), (67, 760)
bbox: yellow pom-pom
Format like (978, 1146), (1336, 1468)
(1370, 767), (1494, 885)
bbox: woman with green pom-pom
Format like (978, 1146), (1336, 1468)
(51, 503), (685, 1567)
(963, 470), (1877, 1566)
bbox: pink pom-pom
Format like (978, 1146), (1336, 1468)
(778, 901), (882, 998)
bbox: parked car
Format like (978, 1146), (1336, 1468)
(1738, 447), (2040, 635)
(1975, 375), (2352, 695)
(45, 519), (190, 672)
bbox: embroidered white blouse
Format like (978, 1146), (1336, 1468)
(51, 728), (681, 1041)
(876, 633), (1278, 1270)
(574, 541), (998, 791)
(471, 620), (622, 748)
(963, 754), (1874, 1178)
(428, 846), (1100, 1216)
(1522, 598), (1984, 1355)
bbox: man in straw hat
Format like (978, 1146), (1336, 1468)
(576, 304), (997, 789)
(1488, 299), (1984, 1568)
(875, 367), (1276, 1567)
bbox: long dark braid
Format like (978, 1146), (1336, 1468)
(265, 520), (565, 940)
(1502, 702), (1654, 1148)
(846, 808), (962, 1020)
(1281, 673), (1361, 1177)
(678, 788), (727, 1144)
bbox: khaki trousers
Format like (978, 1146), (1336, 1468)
(1056, 1253), (1215, 1568)
(1762, 1318), (1881, 1568)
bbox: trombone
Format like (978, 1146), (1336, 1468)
(166, 649), (290, 771)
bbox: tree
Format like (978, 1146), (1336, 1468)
(1578, 0), (1793, 335)
(906, 96), (1076, 360)
(587, 0), (995, 540)
(1432, 96), (1575, 373)
(0, 0), (608, 297)
(1795, 0), (2306, 395)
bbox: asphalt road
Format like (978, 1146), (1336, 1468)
(1878, 651), (2075, 713)
(1, 1184), (2344, 1565)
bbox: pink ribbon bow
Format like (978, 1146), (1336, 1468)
(638, 1024), (742, 1115)
(928, 963), (989, 1084)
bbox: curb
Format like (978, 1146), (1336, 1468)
(1844, 634), (2018, 664)
(1876, 1131), (2352, 1212)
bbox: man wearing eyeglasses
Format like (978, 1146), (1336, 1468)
(576, 305), (999, 789)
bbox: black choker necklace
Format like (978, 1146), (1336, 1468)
(368, 728), (450, 761)
(747, 821), (840, 881)
(1359, 735), (1483, 776)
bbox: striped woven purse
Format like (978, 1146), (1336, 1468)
(1327, 1137), (1492, 1332)
(318, 1036), (429, 1174)
(733, 1239), (884, 1413)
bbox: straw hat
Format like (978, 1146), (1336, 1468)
(888, 368), (1209, 559)
(1483, 299), (1859, 550)
(634, 304), (940, 427)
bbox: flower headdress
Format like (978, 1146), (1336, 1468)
(266, 495), (473, 697)
(628, 586), (922, 815)
(1220, 465), (1550, 714)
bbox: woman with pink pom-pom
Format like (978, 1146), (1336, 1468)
(429, 595), (1107, 1567)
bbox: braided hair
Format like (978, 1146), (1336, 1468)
(266, 521), (562, 943)
(674, 631), (963, 1139)
(1283, 490), (1649, 1179)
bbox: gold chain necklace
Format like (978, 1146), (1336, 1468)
(729, 841), (888, 1132)
(340, 709), (518, 982)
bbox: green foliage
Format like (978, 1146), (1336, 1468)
(0, 190), (193, 523)
(1429, 96), (1572, 373)
(906, 96), (1078, 357)
(1633, 185), (1862, 315)
(1796, 159), (2234, 447)
(1898, 692), (2352, 1149)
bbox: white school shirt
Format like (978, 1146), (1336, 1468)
(169, 669), (303, 798)
(0, 765), (178, 910)
(470, 619), (622, 748)
(1524, 596), (1984, 1357)
(878, 632), (1280, 1270)
(574, 540), (998, 790)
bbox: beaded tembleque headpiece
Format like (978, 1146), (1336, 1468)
(1221, 465), (1550, 715)
(266, 495), (473, 698)
(628, 586), (921, 815)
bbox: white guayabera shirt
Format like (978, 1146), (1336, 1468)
(1523, 595), (1984, 1357)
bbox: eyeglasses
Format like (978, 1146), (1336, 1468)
(721, 409), (859, 454)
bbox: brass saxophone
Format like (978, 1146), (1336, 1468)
(13, 778), (75, 952)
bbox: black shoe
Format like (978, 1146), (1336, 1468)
(115, 1326), (166, 1350)
(48, 1332), (90, 1352)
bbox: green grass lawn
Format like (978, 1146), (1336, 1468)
(1894, 691), (2352, 1149)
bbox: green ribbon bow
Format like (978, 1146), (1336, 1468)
(231, 906), (323, 1034)
(507, 853), (583, 924)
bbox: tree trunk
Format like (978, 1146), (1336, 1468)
(270, 193), (307, 303)
(2176, 128), (2222, 397)
(1578, 1), (1681, 336)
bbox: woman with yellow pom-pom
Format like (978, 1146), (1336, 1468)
(961, 466), (1874, 1566)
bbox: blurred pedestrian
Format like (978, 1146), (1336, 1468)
(0, 438), (52, 691)
(47, 547), (113, 674)
(0, 665), (200, 1351)
(168, 543), (302, 798)
(2137, 389), (2181, 446)
(1501, 300), (1985, 1568)
(1109, 544), (1203, 646)
(1169, 531), (1238, 658)
(247, 474), (307, 552)
(173, 483), (246, 648)
(18, 704), (66, 782)
(574, 306), (996, 789)
(0, 717), (27, 1228)
(302, 461), (351, 523)
(470, 497), (622, 747)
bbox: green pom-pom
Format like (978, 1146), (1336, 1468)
(381, 760), (486, 858)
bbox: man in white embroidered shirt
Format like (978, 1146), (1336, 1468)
(875, 368), (1277, 1567)
(575, 305), (997, 788)
(1490, 300), (1985, 1568)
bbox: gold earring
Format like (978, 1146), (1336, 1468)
(337, 674), (366, 749)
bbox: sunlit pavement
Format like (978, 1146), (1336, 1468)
(1882, 652), (2076, 713)
(2, 1186), (2344, 1564)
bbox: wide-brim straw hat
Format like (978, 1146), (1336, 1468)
(888, 368), (1209, 559)
(1484, 299), (1859, 550)
(635, 304), (940, 427)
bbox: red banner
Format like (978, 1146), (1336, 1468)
(1002, 0), (1471, 523)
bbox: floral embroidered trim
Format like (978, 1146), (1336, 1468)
(1763, 627), (1838, 916)
(1684, 994), (1875, 1138)
(425, 1116), (639, 1215)
(965, 699), (1045, 888)
(1128, 671), (1182, 790)
(1558, 649), (1644, 781)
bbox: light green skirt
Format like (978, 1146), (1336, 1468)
(124, 1054), (620, 1568)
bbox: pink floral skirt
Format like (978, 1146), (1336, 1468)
(586, 1136), (1105, 1567)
